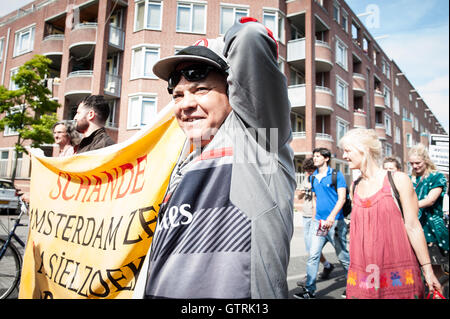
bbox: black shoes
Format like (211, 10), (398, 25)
(293, 287), (316, 299)
(319, 263), (335, 280)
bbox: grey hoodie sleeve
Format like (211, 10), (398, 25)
(223, 20), (292, 149)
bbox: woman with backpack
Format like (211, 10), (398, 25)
(339, 128), (442, 299)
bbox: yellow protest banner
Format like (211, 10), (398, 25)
(18, 105), (185, 299)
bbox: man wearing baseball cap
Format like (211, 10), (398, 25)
(134, 18), (295, 299)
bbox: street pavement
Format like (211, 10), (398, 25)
(288, 212), (347, 299)
(1, 211), (347, 299)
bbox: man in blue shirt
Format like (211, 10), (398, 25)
(294, 148), (350, 299)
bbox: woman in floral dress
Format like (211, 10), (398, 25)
(339, 128), (442, 299)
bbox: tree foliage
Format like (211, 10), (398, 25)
(0, 54), (59, 182)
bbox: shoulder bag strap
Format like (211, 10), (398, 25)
(387, 171), (404, 218)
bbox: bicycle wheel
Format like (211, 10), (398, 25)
(0, 238), (22, 299)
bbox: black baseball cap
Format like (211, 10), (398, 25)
(152, 38), (229, 81)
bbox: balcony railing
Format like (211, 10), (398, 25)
(288, 84), (306, 108)
(73, 22), (98, 30)
(68, 70), (94, 77)
(316, 133), (333, 141)
(43, 34), (65, 41)
(287, 38), (306, 62)
(292, 131), (306, 138)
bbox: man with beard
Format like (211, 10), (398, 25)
(73, 95), (115, 153)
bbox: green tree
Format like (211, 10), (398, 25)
(0, 54), (59, 183)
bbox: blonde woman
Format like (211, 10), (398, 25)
(409, 144), (448, 281)
(339, 128), (441, 299)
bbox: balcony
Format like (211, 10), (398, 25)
(374, 91), (385, 110)
(287, 38), (306, 70)
(288, 84), (306, 110)
(352, 73), (366, 96)
(315, 132), (334, 149)
(315, 40), (333, 72)
(353, 110), (367, 128)
(290, 131), (308, 154)
(104, 73), (121, 97)
(287, 38), (333, 72)
(64, 70), (93, 102)
(69, 23), (97, 58)
(42, 34), (64, 55)
(375, 124), (386, 140)
(108, 25), (124, 52)
(315, 86), (334, 115)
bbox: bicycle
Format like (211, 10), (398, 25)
(0, 196), (28, 299)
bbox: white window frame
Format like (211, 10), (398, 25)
(395, 126), (401, 144)
(127, 94), (158, 129)
(3, 105), (22, 136)
(263, 9), (285, 44)
(0, 37), (4, 62)
(131, 45), (160, 79)
(384, 113), (392, 136)
(220, 5), (249, 35)
(406, 133), (412, 148)
(384, 142), (392, 157)
(176, 2), (207, 34)
(9, 67), (20, 90)
(336, 76), (348, 109)
(13, 24), (35, 57)
(341, 10), (348, 32)
(134, 0), (163, 32)
(333, 1), (340, 23)
(336, 117), (349, 144)
(335, 37), (348, 70)
(393, 95), (400, 114)
(384, 85), (391, 108)
(106, 100), (118, 128)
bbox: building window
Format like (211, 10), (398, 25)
(406, 133), (412, 148)
(384, 86), (391, 108)
(128, 95), (157, 129)
(0, 38), (4, 62)
(106, 100), (118, 128)
(3, 106), (22, 136)
(384, 113), (392, 136)
(341, 11), (348, 32)
(395, 126), (401, 144)
(393, 95), (400, 114)
(336, 77), (348, 109)
(131, 46), (159, 79)
(263, 10), (285, 43)
(176, 2), (206, 34)
(9, 68), (20, 90)
(335, 38), (347, 70)
(220, 6), (248, 35)
(135, 0), (163, 31)
(14, 25), (35, 57)
(384, 143), (392, 157)
(337, 117), (349, 143)
(333, 2), (340, 23)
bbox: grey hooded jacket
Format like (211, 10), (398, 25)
(133, 20), (295, 299)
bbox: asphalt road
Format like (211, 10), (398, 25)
(1, 212), (347, 299)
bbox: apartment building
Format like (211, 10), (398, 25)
(0, 0), (447, 196)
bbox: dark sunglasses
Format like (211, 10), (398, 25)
(167, 65), (217, 94)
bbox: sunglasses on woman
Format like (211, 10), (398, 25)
(167, 65), (218, 94)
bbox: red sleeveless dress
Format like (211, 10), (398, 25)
(346, 174), (424, 299)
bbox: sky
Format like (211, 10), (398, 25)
(346, 0), (449, 134)
(2, 0), (449, 134)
